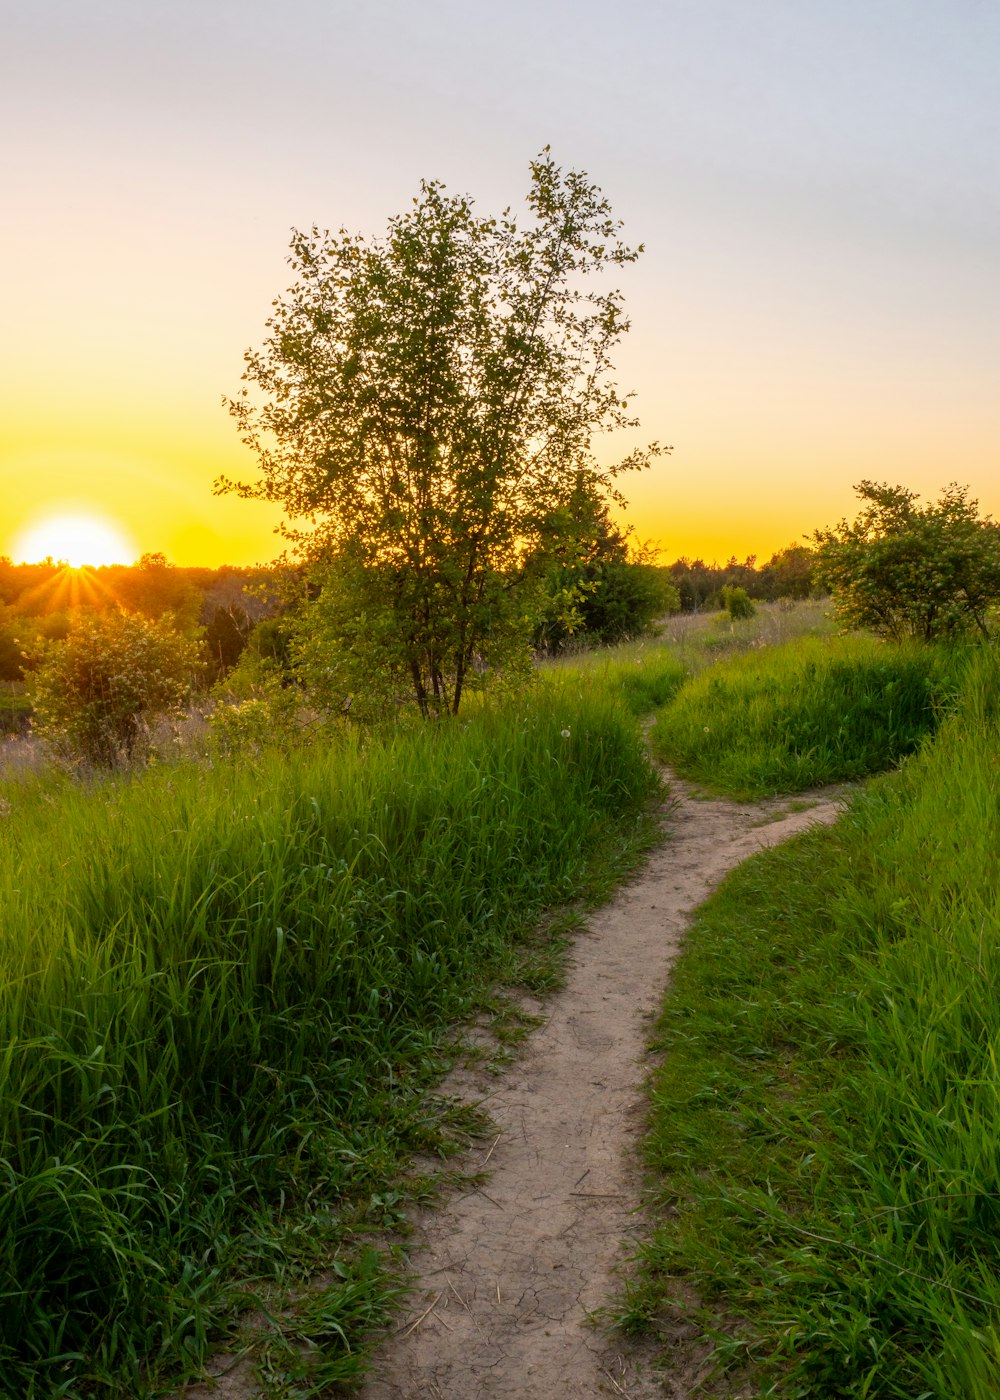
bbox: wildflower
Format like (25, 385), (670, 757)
(561, 728), (571, 738)
(703, 726), (710, 733)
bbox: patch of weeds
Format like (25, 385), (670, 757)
(254, 1250), (403, 1396)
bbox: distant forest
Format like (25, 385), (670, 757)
(0, 542), (818, 687)
(0, 553), (282, 686)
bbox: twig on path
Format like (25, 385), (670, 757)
(480, 1132), (502, 1167)
(398, 1290), (444, 1338)
(445, 1274), (487, 1338)
(574, 1167), (591, 1188)
(446, 1276), (470, 1311)
(601, 1368), (629, 1395)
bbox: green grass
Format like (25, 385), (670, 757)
(651, 634), (960, 797)
(542, 647), (689, 716)
(623, 646), (1000, 1397)
(0, 689), (31, 737)
(656, 597), (836, 667)
(542, 599), (838, 726)
(0, 687), (658, 1397)
(548, 599), (832, 669)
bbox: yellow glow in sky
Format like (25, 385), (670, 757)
(11, 512), (136, 569)
(3, 3), (997, 568)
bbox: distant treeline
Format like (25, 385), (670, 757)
(0, 542), (820, 689)
(0, 553), (281, 684)
(665, 543), (818, 612)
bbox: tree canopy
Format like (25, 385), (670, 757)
(530, 477), (678, 652)
(814, 481), (1000, 641)
(220, 151), (663, 715)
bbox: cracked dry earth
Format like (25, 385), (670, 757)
(355, 772), (847, 1400)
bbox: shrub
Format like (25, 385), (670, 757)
(30, 610), (201, 768)
(720, 585), (755, 620)
(814, 480), (1000, 641)
(209, 666), (301, 757)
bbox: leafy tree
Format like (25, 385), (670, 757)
(814, 481), (1000, 642)
(758, 543), (817, 600)
(532, 479), (677, 651)
(667, 555), (762, 612)
(204, 604), (253, 678)
(109, 553), (203, 634)
(30, 610), (201, 767)
(220, 150), (663, 715)
(0, 607), (26, 682)
(720, 585), (755, 620)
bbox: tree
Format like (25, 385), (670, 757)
(30, 610), (202, 767)
(109, 553), (203, 634)
(531, 477), (677, 652)
(220, 150), (663, 716)
(720, 585), (755, 620)
(758, 544), (816, 601)
(814, 481), (1000, 641)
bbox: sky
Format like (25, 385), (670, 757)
(2, 0), (998, 567)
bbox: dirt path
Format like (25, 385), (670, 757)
(357, 774), (847, 1400)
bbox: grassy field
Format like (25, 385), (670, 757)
(5, 599), (992, 1397)
(650, 633), (961, 797)
(542, 598), (835, 719)
(0, 688), (657, 1398)
(622, 645), (1000, 1397)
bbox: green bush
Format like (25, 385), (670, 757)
(29, 610), (201, 768)
(720, 584), (755, 620)
(815, 480), (1000, 641)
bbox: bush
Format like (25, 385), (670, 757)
(30, 611), (202, 768)
(815, 480), (1000, 641)
(209, 664), (301, 757)
(720, 585), (755, 620)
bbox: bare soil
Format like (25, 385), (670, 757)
(183, 773), (846, 1399)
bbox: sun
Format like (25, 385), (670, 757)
(12, 513), (136, 569)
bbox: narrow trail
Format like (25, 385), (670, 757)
(357, 774), (847, 1400)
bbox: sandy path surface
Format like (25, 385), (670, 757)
(356, 774), (847, 1400)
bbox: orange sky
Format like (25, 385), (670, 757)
(2, 2), (997, 568)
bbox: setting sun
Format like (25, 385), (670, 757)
(11, 513), (136, 569)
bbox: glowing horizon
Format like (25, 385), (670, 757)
(11, 512), (137, 570)
(3, 2), (997, 572)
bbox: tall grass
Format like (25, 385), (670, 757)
(542, 599), (837, 725)
(651, 634), (960, 796)
(624, 647), (1000, 1397)
(0, 688), (656, 1397)
(542, 648), (689, 716)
